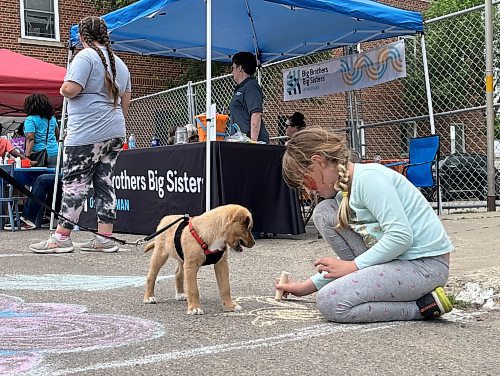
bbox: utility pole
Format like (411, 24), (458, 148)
(485, 0), (496, 211)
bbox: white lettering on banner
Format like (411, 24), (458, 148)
(165, 170), (203, 194)
(283, 40), (406, 101)
(113, 170), (147, 191)
(109, 169), (204, 199)
(148, 170), (165, 198)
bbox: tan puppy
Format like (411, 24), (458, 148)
(143, 204), (255, 315)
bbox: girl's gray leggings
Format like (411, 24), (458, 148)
(312, 199), (449, 323)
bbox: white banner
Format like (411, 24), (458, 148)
(283, 40), (406, 101)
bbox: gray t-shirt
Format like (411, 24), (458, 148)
(64, 46), (131, 146)
(229, 77), (269, 143)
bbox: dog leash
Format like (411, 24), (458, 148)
(0, 167), (187, 246)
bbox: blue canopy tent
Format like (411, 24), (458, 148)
(69, 0), (423, 64)
(52, 0), (432, 223)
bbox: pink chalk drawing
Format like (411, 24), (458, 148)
(0, 294), (164, 375)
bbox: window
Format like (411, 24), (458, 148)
(20, 0), (59, 41)
(450, 123), (466, 154)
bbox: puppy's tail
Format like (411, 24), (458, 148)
(143, 241), (155, 253)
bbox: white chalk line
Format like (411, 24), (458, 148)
(0, 253), (59, 258)
(41, 322), (405, 375)
(0, 274), (174, 291)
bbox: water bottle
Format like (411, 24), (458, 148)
(175, 127), (188, 144)
(151, 134), (160, 147)
(3, 154), (10, 165)
(128, 134), (136, 149)
(15, 157), (21, 168)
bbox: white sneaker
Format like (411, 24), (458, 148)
(29, 234), (74, 254)
(20, 216), (37, 230)
(80, 236), (119, 253)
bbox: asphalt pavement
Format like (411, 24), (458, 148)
(0, 212), (499, 376)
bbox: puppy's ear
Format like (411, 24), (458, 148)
(232, 210), (252, 227)
(242, 214), (251, 228)
(241, 212), (253, 230)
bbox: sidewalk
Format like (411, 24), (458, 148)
(0, 212), (499, 376)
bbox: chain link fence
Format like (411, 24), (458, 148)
(127, 50), (346, 148)
(358, 2), (500, 210)
(126, 2), (499, 211)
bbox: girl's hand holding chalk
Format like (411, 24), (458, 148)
(275, 271), (290, 300)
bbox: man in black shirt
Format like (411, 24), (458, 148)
(228, 52), (269, 143)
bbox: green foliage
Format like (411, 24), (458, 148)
(91, 0), (137, 11)
(424, 0), (483, 19)
(403, 0), (500, 118)
(448, 294), (475, 310)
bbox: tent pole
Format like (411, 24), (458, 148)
(421, 34), (435, 135)
(50, 46), (73, 230)
(204, 0), (213, 212)
(187, 80), (195, 125)
(420, 33), (441, 215)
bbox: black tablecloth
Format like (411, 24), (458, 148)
(79, 141), (304, 235)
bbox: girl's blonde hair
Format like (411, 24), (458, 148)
(282, 127), (351, 228)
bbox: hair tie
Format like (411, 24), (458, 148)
(342, 191), (348, 198)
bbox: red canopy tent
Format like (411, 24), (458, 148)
(0, 49), (66, 118)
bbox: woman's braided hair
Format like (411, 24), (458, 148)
(78, 16), (119, 106)
(282, 127), (352, 228)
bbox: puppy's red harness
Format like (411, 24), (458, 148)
(174, 217), (225, 266)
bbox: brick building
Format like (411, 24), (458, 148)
(1, 0), (438, 155)
(0, 0), (431, 99)
(0, 0), (190, 98)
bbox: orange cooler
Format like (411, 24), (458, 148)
(194, 114), (228, 142)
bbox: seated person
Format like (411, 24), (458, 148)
(21, 173), (62, 229)
(0, 136), (32, 164)
(186, 124), (199, 143)
(166, 127), (176, 145)
(285, 112), (306, 139)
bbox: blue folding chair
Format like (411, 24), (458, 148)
(385, 135), (441, 213)
(0, 164), (22, 231)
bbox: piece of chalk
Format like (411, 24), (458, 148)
(275, 271), (290, 301)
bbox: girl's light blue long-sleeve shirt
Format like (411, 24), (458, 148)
(311, 163), (453, 290)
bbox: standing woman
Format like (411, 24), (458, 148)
(24, 93), (59, 168)
(30, 16), (131, 254)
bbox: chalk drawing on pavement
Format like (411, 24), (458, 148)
(221, 296), (323, 326)
(44, 309), (485, 376)
(0, 274), (173, 291)
(0, 294), (164, 376)
(47, 322), (404, 376)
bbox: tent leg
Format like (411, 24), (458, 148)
(421, 34), (436, 135)
(187, 81), (196, 125)
(421, 34), (441, 215)
(50, 47), (73, 230)
(204, 0), (213, 212)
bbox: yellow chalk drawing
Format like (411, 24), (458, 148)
(221, 296), (323, 327)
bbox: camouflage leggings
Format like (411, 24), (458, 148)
(58, 138), (123, 230)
